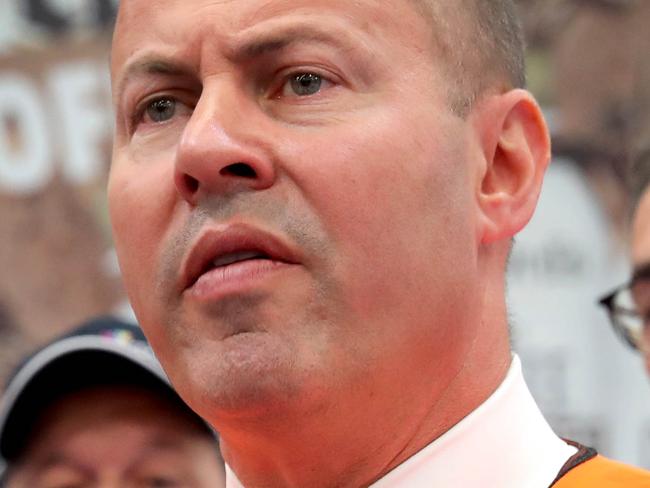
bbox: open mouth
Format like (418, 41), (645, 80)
(180, 224), (300, 293)
(197, 251), (271, 278)
(210, 250), (270, 269)
(190, 249), (275, 289)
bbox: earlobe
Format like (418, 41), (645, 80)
(474, 89), (550, 244)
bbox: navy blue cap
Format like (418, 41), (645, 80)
(0, 316), (186, 462)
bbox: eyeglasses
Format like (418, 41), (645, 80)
(598, 264), (650, 352)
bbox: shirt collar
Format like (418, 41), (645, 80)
(371, 355), (576, 488)
(226, 355), (576, 488)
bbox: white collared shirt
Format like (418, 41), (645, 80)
(226, 355), (576, 487)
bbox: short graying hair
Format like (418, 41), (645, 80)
(416, 0), (525, 115)
(471, 0), (526, 87)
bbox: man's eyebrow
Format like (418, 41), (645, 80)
(229, 25), (360, 62)
(115, 58), (194, 100)
(26, 454), (92, 481)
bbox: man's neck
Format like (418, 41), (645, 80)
(218, 334), (512, 488)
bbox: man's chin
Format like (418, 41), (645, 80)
(176, 333), (319, 422)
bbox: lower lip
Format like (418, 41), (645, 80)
(185, 259), (291, 302)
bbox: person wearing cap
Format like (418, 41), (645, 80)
(0, 316), (226, 488)
(600, 148), (650, 364)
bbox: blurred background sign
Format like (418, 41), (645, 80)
(0, 0), (118, 52)
(0, 0), (121, 376)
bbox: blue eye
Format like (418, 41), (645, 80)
(287, 73), (323, 96)
(145, 98), (176, 123)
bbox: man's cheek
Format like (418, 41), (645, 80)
(111, 161), (175, 240)
(109, 181), (158, 297)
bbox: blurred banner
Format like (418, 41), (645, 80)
(0, 1), (122, 376)
(508, 159), (650, 468)
(2, 0), (650, 470)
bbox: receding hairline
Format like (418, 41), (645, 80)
(408, 0), (526, 112)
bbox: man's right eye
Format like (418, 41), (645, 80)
(129, 95), (194, 134)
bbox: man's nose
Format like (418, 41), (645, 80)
(174, 87), (276, 205)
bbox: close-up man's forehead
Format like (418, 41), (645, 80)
(110, 0), (451, 92)
(112, 0), (438, 58)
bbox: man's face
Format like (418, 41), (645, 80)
(7, 386), (225, 488)
(109, 0), (484, 423)
(632, 186), (650, 369)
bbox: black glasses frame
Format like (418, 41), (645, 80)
(598, 286), (641, 350)
(598, 263), (650, 351)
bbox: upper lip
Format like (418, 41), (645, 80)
(179, 223), (301, 291)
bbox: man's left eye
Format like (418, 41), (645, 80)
(281, 73), (330, 97)
(145, 97), (177, 123)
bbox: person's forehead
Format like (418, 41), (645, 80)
(23, 387), (209, 463)
(111, 0), (438, 72)
(117, 0), (433, 21)
(13, 391), (214, 486)
(39, 386), (199, 436)
(632, 185), (650, 266)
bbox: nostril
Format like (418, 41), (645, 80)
(183, 174), (199, 194)
(221, 162), (257, 179)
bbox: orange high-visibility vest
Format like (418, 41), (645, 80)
(551, 443), (650, 487)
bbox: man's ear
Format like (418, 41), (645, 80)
(471, 89), (550, 244)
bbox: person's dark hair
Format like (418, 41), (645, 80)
(417, 0), (525, 115)
(629, 147), (650, 215)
